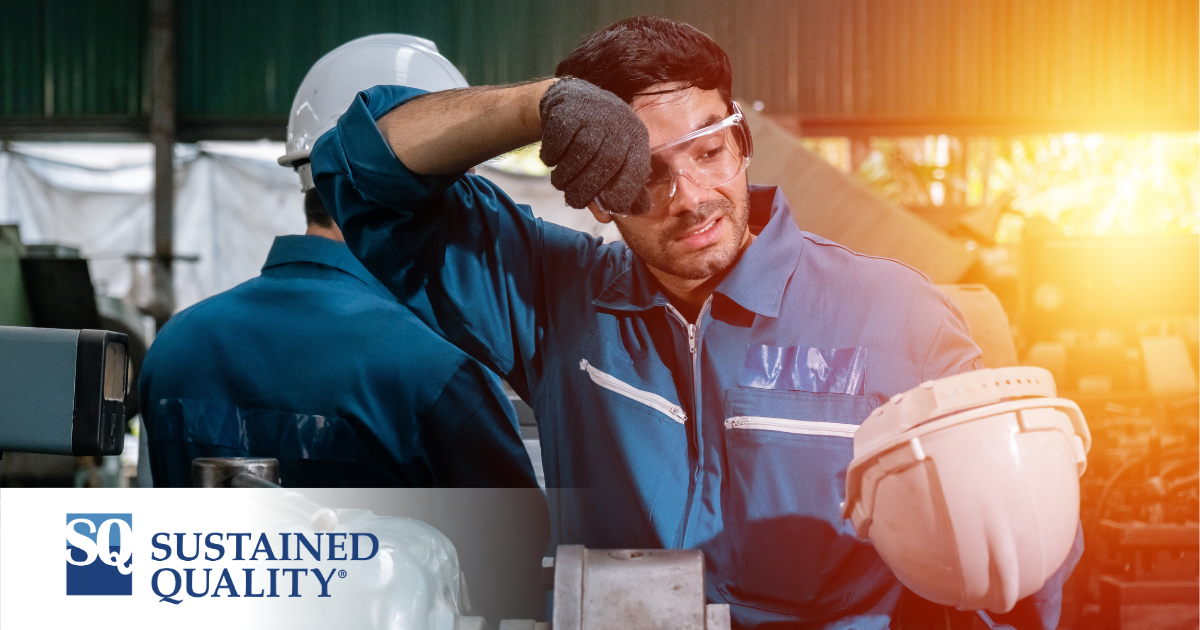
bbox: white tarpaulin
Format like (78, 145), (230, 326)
(0, 142), (616, 314)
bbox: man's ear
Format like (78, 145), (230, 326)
(587, 201), (614, 224)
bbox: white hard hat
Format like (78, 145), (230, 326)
(279, 33), (469, 191)
(843, 367), (1090, 613)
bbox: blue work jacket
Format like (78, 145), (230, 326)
(140, 234), (538, 489)
(311, 86), (1081, 629)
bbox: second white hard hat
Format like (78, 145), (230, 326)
(843, 367), (1090, 613)
(279, 33), (469, 191)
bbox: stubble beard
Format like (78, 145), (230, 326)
(616, 189), (751, 282)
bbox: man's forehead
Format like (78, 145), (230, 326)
(631, 87), (727, 148)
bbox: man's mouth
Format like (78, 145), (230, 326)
(675, 214), (724, 249)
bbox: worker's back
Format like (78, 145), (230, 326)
(140, 234), (537, 488)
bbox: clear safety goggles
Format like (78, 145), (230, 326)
(595, 102), (753, 216)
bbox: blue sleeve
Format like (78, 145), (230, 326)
(422, 357), (540, 488)
(920, 296), (986, 381)
(309, 85), (604, 400)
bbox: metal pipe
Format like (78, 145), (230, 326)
(148, 0), (177, 330)
(230, 471), (283, 489)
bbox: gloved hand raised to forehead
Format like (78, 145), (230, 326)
(539, 78), (652, 216)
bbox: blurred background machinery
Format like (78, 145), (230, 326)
(1009, 229), (1199, 629)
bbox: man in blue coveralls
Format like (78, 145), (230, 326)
(310, 16), (1081, 629)
(139, 188), (538, 490)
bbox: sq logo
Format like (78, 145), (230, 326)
(65, 513), (133, 596)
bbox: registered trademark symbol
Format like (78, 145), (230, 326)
(338, 570), (347, 579)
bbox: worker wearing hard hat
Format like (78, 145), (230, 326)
(140, 35), (538, 491)
(309, 17), (1082, 630)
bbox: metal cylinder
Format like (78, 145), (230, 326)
(192, 457), (280, 488)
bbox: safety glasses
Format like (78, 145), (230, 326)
(595, 102), (753, 216)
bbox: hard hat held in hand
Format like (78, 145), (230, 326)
(843, 367), (1090, 613)
(278, 34), (468, 191)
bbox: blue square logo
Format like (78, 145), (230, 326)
(66, 513), (133, 596)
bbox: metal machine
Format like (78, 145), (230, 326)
(1, 224), (149, 421)
(533, 546), (730, 630)
(0, 325), (129, 456)
(1, 224), (147, 484)
(194, 457), (728, 630)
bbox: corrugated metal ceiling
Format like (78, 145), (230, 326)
(1, 0), (1196, 139)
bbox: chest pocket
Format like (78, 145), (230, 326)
(717, 388), (892, 620)
(578, 334), (690, 546)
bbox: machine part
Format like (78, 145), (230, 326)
(0, 326), (127, 456)
(844, 367), (1090, 613)
(541, 555), (556, 590)
(1097, 520), (1199, 630)
(23, 244), (81, 258)
(1140, 336), (1199, 397)
(278, 33), (468, 191)
(1021, 235), (1199, 344)
(1065, 391), (1198, 629)
(20, 257), (101, 330)
(96, 294), (147, 420)
(18, 243), (149, 420)
(0, 225), (32, 327)
(230, 471), (282, 488)
(498, 621), (550, 630)
(191, 456), (280, 487)
(546, 545), (730, 630)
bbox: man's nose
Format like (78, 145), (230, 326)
(666, 171), (705, 217)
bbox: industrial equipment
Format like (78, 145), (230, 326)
(535, 545), (730, 630)
(1012, 235), (1199, 628)
(195, 456), (727, 629)
(845, 367), (1090, 613)
(0, 224), (150, 421)
(0, 325), (129, 456)
(1075, 394), (1199, 630)
(1022, 235), (1199, 345)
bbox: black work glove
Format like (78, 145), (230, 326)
(539, 78), (652, 216)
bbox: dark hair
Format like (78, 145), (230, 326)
(555, 16), (732, 108)
(304, 189), (335, 228)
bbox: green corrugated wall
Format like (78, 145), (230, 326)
(173, 0), (660, 121)
(0, 0), (146, 118)
(1, 0), (1197, 137)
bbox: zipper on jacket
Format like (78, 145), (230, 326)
(579, 359), (687, 424)
(724, 416), (859, 438)
(665, 296), (712, 548)
(664, 296), (711, 362)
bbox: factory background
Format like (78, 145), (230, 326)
(0, 2), (1196, 628)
